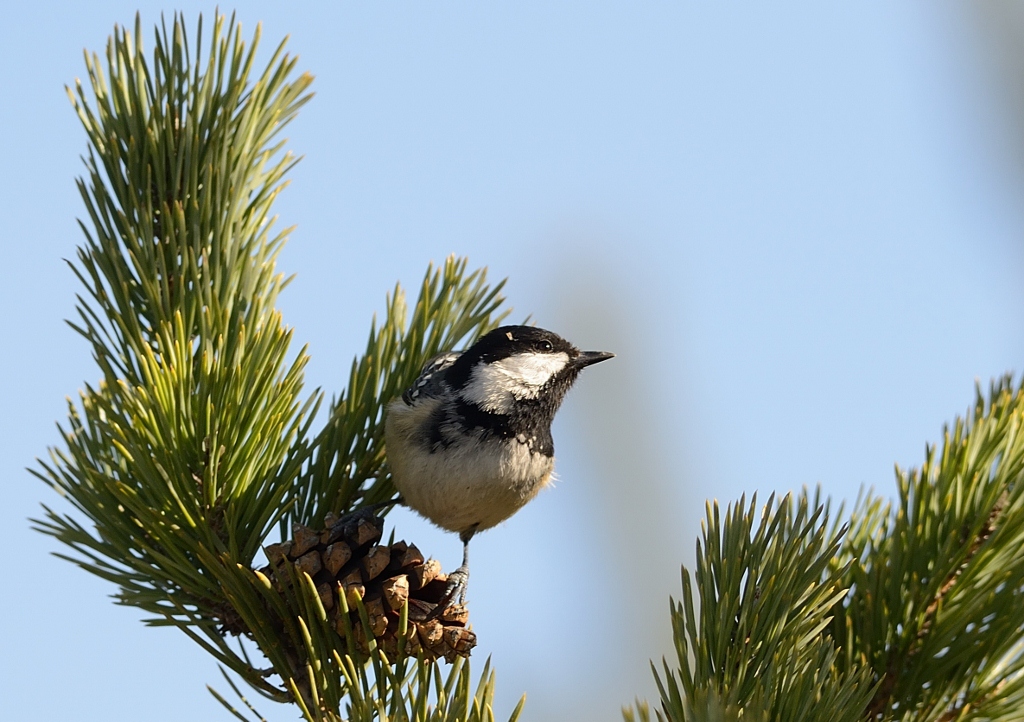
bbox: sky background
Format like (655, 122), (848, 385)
(4, 3), (1024, 721)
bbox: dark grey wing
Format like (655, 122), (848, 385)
(401, 351), (461, 405)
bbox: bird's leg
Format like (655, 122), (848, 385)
(428, 527), (476, 618)
(448, 537), (471, 604)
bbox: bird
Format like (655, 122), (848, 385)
(384, 324), (613, 610)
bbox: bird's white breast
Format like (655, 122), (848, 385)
(384, 397), (554, 534)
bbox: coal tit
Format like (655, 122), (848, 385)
(384, 325), (613, 605)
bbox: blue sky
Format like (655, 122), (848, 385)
(3, 4), (1024, 721)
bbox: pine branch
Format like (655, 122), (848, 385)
(638, 493), (874, 722)
(633, 377), (1024, 722)
(866, 489), (1007, 718)
(34, 13), (520, 721)
(831, 377), (1024, 720)
(32, 15), (316, 691)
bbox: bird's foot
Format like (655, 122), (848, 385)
(446, 564), (470, 605)
(427, 564), (469, 619)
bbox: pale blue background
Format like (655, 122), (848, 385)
(4, 3), (1023, 721)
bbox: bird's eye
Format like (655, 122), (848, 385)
(539, 340), (553, 352)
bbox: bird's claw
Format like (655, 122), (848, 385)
(446, 565), (470, 605)
(427, 565), (469, 619)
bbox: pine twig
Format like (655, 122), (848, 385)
(866, 482), (1009, 718)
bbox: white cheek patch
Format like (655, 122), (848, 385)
(496, 352), (570, 387)
(462, 352), (569, 413)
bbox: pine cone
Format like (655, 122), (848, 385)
(258, 510), (476, 663)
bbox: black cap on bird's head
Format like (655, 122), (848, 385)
(453, 325), (612, 375)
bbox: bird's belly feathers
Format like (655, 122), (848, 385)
(384, 399), (554, 534)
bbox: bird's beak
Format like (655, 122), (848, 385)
(575, 350), (615, 368)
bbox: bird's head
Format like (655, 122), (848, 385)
(448, 325), (613, 416)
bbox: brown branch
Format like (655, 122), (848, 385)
(865, 492), (1006, 719)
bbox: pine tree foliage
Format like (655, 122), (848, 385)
(626, 494), (874, 722)
(631, 378), (1024, 722)
(32, 13), (517, 721)
(831, 377), (1024, 720)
